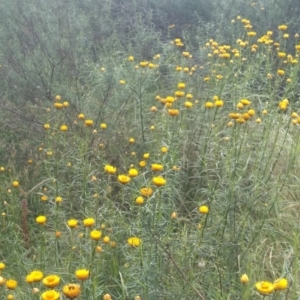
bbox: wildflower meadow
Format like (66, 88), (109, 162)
(0, 0), (300, 299)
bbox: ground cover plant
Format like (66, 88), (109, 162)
(1, 3), (300, 300)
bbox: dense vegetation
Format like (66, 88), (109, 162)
(1, 0), (300, 299)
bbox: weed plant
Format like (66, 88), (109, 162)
(1, 12), (300, 300)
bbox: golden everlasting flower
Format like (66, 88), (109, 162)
(128, 56), (134, 61)
(12, 181), (19, 188)
(41, 195), (48, 201)
(103, 294), (112, 300)
(184, 101), (193, 108)
(62, 283), (81, 299)
(140, 187), (153, 197)
(0, 262), (5, 270)
(55, 95), (61, 101)
(29, 270), (44, 282)
(41, 290), (60, 300)
(55, 196), (62, 203)
(168, 109), (180, 116)
(36, 215), (47, 225)
(151, 164), (164, 172)
(139, 61), (148, 67)
(277, 69), (285, 76)
(215, 100), (224, 107)
(5, 279), (18, 290)
(119, 80), (125, 85)
(139, 160), (146, 167)
(199, 206), (209, 214)
(178, 82), (186, 89)
(128, 168), (139, 178)
(240, 274), (249, 284)
(0, 276), (5, 285)
(143, 153), (150, 159)
(118, 175), (131, 184)
(44, 123), (50, 129)
(103, 236), (110, 243)
(135, 196), (145, 205)
(43, 275), (60, 288)
(67, 219), (78, 228)
(205, 102), (214, 108)
(273, 278), (288, 291)
(104, 165), (117, 175)
(128, 237), (141, 247)
(278, 24), (288, 31)
(54, 102), (63, 109)
(60, 124), (68, 131)
(78, 113), (85, 120)
(75, 269), (89, 281)
(100, 123), (107, 129)
(255, 281), (274, 295)
(90, 230), (102, 241)
(85, 119), (93, 126)
(240, 99), (251, 105)
(161, 146), (168, 153)
(152, 176), (166, 187)
(83, 218), (95, 227)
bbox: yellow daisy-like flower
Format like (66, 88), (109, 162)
(67, 219), (78, 229)
(103, 294), (112, 300)
(12, 181), (19, 188)
(118, 175), (131, 184)
(104, 165), (117, 175)
(240, 274), (249, 284)
(274, 278), (288, 291)
(78, 113), (85, 120)
(255, 281), (274, 295)
(5, 279), (18, 290)
(60, 124), (68, 131)
(161, 146), (168, 153)
(62, 284), (81, 299)
(152, 176), (166, 187)
(43, 275), (61, 288)
(199, 206), (209, 214)
(44, 123), (50, 129)
(178, 82), (186, 89)
(135, 196), (145, 205)
(90, 230), (102, 241)
(168, 109), (180, 116)
(128, 168), (139, 178)
(83, 218), (95, 227)
(143, 153), (150, 159)
(100, 123), (107, 129)
(75, 269), (89, 281)
(85, 120), (94, 127)
(41, 290), (60, 300)
(29, 270), (44, 282)
(128, 237), (141, 247)
(140, 187), (153, 197)
(54, 102), (63, 109)
(0, 262), (6, 270)
(36, 215), (47, 225)
(139, 161), (146, 167)
(151, 164), (164, 172)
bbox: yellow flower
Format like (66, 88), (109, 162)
(0, 262), (5, 270)
(29, 270), (44, 282)
(255, 281), (274, 295)
(247, 31), (256, 37)
(75, 269), (89, 281)
(152, 176), (166, 187)
(205, 102), (214, 108)
(199, 206), (209, 214)
(41, 195), (48, 201)
(215, 100), (224, 107)
(83, 218), (95, 227)
(43, 275), (60, 288)
(177, 82), (186, 89)
(60, 124), (68, 131)
(161, 146), (168, 153)
(184, 101), (193, 108)
(128, 56), (134, 61)
(151, 164), (164, 172)
(104, 165), (117, 175)
(7, 294), (14, 300)
(143, 153), (150, 159)
(174, 91), (185, 97)
(139, 61), (148, 67)
(240, 99), (251, 105)
(67, 219), (78, 229)
(103, 236), (110, 243)
(78, 113), (85, 120)
(90, 230), (102, 241)
(140, 187), (153, 197)
(100, 123), (107, 129)
(85, 119), (93, 126)
(186, 93), (193, 99)
(62, 284), (81, 299)
(119, 80), (125, 85)
(12, 181), (19, 188)
(103, 294), (112, 300)
(128, 168), (139, 178)
(135, 196), (145, 205)
(36, 215), (47, 225)
(5, 279), (18, 290)
(240, 274), (249, 284)
(129, 138), (135, 143)
(168, 109), (180, 116)
(55, 95), (61, 101)
(274, 278), (288, 291)
(128, 237), (141, 247)
(44, 123), (50, 129)
(277, 69), (285, 76)
(118, 175), (131, 184)
(54, 102), (63, 109)
(55, 196), (62, 203)
(139, 160), (146, 168)
(41, 290), (60, 300)
(278, 24), (288, 31)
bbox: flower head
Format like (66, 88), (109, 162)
(90, 230), (102, 241)
(128, 168), (139, 178)
(118, 175), (131, 184)
(62, 283), (81, 299)
(43, 275), (61, 288)
(152, 176), (166, 187)
(5, 279), (18, 290)
(28, 270), (44, 282)
(41, 290), (60, 300)
(199, 206), (209, 214)
(240, 274), (249, 284)
(75, 269), (89, 281)
(255, 281), (274, 295)
(83, 218), (95, 227)
(274, 278), (288, 291)
(36, 215), (47, 225)
(140, 187), (153, 197)
(67, 219), (78, 229)
(151, 164), (164, 172)
(104, 165), (117, 175)
(128, 237), (141, 247)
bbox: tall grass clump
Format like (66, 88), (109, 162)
(1, 3), (300, 300)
